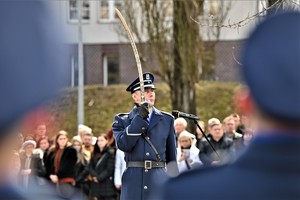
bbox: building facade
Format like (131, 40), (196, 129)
(49, 0), (267, 86)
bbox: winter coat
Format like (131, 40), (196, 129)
(43, 146), (77, 181)
(112, 106), (177, 200)
(176, 145), (202, 173)
(199, 134), (234, 166)
(89, 146), (116, 198)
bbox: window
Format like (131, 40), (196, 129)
(103, 54), (119, 85)
(69, 0), (90, 22)
(98, 0), (123, 22)
(71, 56), (78, 87)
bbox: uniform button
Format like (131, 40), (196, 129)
(144, 186), (148, 190)
(146, 152), (150, 156)
(145, 169), (148, 172)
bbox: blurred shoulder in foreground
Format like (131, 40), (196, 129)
(160, 10), (300, 200)
(0, 1), (83, 199)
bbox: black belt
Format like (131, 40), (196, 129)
(127, 160), (166, 170)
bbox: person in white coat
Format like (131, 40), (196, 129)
(176, 131), (202, 173)
(114, 148), (126, 190)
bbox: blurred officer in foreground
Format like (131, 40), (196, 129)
(160, 11), (300, 200)
(112, 72), (177, 200)
(0, 1), (82, 199)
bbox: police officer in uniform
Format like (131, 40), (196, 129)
(160, 11), (300, 200)
(112, 72), (177, 200)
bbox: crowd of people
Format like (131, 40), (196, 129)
(175, 114), (253, 172)
(11, 124), (121, 199)
(10, 110), (253, 200)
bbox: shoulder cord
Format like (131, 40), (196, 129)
(142, 132), (161, 161)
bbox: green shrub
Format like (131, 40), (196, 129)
(47, 81), (239, 138)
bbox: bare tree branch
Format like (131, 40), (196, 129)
(190, 0), (282, 29)
(289, 0), (300, 8)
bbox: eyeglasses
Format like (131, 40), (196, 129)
(179, 139), (190, 143)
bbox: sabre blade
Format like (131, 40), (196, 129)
(115, 8), (145, 102)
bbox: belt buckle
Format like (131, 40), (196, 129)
(144, 160), (152, 170)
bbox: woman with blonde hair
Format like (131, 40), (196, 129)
(177, 131), (202, 173)
(43, 130), (77, 198)
(71, 136), (89, 196)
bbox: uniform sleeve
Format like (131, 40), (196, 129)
(112, 114), (148, 152)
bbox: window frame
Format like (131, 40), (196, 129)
(97, 0), (123, 23)
(67, 0), (91, 24)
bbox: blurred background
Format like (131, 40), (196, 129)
(21, 0), (299, 138)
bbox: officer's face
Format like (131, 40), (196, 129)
(132, 88), (156, 107)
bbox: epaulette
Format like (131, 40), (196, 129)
(116, 112), (129, 117)
(161, 111), (173, 118)
(116, 112), (129, 119)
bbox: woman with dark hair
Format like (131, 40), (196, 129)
(89, 133), (117, 200)
(106, 129), (116, 150)
(43, 130), (77, 198)
(34, 136), (50, 160)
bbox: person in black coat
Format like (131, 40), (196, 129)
(19, 140), (45, 191)
(89, 133), (117, 200)
(43, 130), (78, 198)
(199, 118), (234, 166)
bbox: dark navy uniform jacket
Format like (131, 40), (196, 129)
(112, 106), (177, 200)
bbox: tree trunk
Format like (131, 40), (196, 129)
(171, 0), (202, 132)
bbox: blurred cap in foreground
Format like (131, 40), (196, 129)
(0, 1), (67, 132)
(241, 11), (300, 122)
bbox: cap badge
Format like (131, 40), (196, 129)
(146, 74), (150, 80)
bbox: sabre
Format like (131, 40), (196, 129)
(115, 8), (145, 102)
